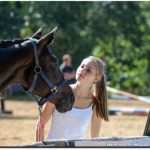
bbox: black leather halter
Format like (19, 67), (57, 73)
(21, 37), (67, 106)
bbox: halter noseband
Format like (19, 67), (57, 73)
(21, 37), (67, 107)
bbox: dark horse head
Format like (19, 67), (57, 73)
(0, 26), (75, 112)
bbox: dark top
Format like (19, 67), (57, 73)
(59, 63), (76, 84)
(62, 66), (74, 74)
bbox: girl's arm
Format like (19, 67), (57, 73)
(35, 101), (55, 142)
(89, 105), (103, 138)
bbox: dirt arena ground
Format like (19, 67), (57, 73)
(0, 98), (150, 146)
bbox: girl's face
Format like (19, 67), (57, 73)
(76, 58), (100, 85)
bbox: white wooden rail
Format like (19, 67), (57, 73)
(15, 136), (150, 147)
(107, 86), (150, 103)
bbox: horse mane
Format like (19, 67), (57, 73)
(0, 37), (29, 49)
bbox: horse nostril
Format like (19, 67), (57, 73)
(62, 100), (68, 110)
(58, 102), (61, 105)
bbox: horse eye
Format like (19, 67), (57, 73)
(53, 63), (58, 67)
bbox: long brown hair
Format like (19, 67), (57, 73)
(88, 56), (109, 121)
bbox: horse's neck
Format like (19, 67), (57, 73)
(0, 44), (33, 92)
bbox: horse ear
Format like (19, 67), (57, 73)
(37, 26), (57, 48)
(32, 25), (45, 39)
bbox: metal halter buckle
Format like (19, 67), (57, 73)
(51, 86), (58, 94)
(34, 66), (41, 73)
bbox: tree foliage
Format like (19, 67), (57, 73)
(0, 1), (150, 95)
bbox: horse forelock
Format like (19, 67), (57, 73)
(0, 37), (29, 49)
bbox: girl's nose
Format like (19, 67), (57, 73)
(80, 67), (85, 74)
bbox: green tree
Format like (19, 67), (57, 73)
(0, 1), (150, 95)
(92, 1), (150, 95)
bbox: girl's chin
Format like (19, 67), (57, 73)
(76, 77), (84, 82)
(76, 77), (81, 81)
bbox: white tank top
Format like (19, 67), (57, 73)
(46, 104), (93, 140)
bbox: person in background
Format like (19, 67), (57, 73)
(59, 54), (76, 84)
(35, 56), (109, 141)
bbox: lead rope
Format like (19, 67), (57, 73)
(38, 106), (45, 142)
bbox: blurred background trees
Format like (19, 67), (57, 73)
(0, 1), (150, 95)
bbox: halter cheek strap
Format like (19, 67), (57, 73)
(21, 37), (67, 107)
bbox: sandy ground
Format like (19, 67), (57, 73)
(0, 99), (150, 146)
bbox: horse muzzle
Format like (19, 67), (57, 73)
(55, 93), (75, 113)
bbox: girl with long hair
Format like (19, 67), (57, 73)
(36, 56), (109, 141)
